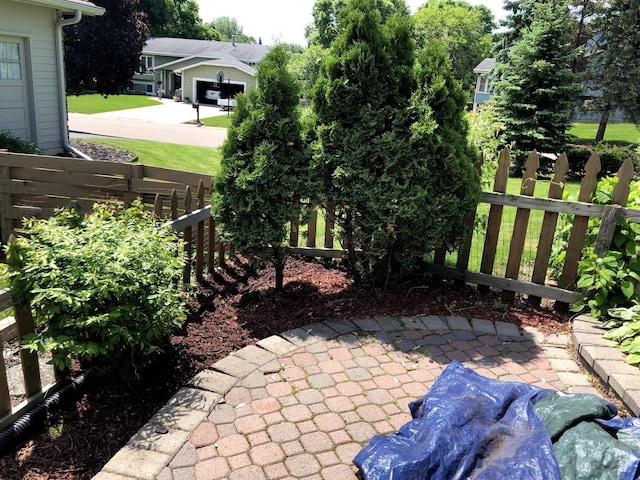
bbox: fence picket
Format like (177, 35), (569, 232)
(529, 154), (569, 306)
(479, 148), (511, 291)
(503, 151), (540, 301)
(556, 153), (601, 308)
(183, 186), (193, 284)
(0, 341), (10, 416)
(7, 235), (41, 398)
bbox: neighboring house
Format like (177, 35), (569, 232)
(132, 37), (270, 105)
(0, 0), (104, 154)
(472, 57), (494, 112)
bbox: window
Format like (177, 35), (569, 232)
(478, 75), (490, 93)
(0, 41), (21, 80)
(140, 55), (153, 74)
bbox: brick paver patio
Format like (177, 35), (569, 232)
(93, 315), (600, 480)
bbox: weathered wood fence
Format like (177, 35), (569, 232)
(0, 151), (215, 428)
(1, 147), (640, 428)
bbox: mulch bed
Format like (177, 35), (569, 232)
(0, 255), (573, 479)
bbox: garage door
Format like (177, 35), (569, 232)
(0, 36), (31, 142)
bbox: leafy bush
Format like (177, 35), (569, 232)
(601, 305), (640, 367)
(565, 143), (639, 178)
(569, 178), (640, 318)
(0, 131), (42, 154)
(7, 200), (186, 378)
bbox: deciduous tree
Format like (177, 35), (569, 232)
(208, 16), (255, 43)
(64, 0), (147, 95)
(587, 0), (640, 141)
(413, 0), (494, 94)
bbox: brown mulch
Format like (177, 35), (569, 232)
(0, 255), (573, 479)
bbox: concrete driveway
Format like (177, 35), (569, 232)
(68, 99), (229, 148)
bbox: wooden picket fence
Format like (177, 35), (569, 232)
(2, 147), (640, 429)
(0, 151), (215, 428)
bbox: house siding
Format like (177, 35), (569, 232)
(1, 2), (63, 153)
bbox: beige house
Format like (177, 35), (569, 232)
(132, 37), (270, 105)
(0, 0), (104, 154)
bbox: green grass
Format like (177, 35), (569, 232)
(568, 123), (640, 145)
(78, 138), (222, 175)
(67, 94), (162, 114)
(200, 115), (234, 128)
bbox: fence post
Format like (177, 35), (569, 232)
(208, 178), (215, 272)
(324, 201), (335, 249)
(456, 154), (484, 279)
(593, 159), (635, 255)
(529, 154), (569, 306)
(307, 203), (318, 248)
(7, 235), (42, 398)
(556, 153), (601, 311)
(196, 180), (205, 280)
(183, 186), (193, 285)
(479, 148), (511, 293)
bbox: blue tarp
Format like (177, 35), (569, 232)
(353, 360), (640, 480)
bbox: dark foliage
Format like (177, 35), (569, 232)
(64, 0), (148, 95)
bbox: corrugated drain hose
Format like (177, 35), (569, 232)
(0, 369), (93, 456)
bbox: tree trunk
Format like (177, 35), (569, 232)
(595, 106), (611, 142)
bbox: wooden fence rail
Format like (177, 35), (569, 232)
(1, 148), (639, 430)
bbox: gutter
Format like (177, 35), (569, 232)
(54, 9), (94, 160)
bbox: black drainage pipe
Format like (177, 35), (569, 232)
(0, 369), (93, 456)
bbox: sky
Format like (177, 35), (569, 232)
(195, 0), (508, 47)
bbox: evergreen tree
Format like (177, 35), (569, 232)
(313, 0), (479, 285)
(492, 0), (579, 170)
(213, 46), (308, 290)
(588, 0), (640, 141)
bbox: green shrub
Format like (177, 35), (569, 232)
(0, 131), (42, 154)
(565, 143), (639, 178)
(569, 178), (640, 318)
(7, 200), (186, 378)
(602, 305), (640, 367)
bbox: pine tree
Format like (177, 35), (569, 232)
(213, 45), (308, 290)
(492, 0), (580, 170)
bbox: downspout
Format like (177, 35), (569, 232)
(55, 10), (94, 160)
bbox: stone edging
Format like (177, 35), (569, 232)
(572, 314), (640, 416)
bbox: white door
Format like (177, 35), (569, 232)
(0, 36), (31, 142)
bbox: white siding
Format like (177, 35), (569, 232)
(1, 1), (64, 152)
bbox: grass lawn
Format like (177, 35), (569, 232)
(67, 94), (162, 114)
(568, 123), (640, 145)
(200, 114), (234, 128)
(78, 138), (222, 176)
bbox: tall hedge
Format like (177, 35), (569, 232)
(213, 45), (309, 290)
(312, 0), (480, 286)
